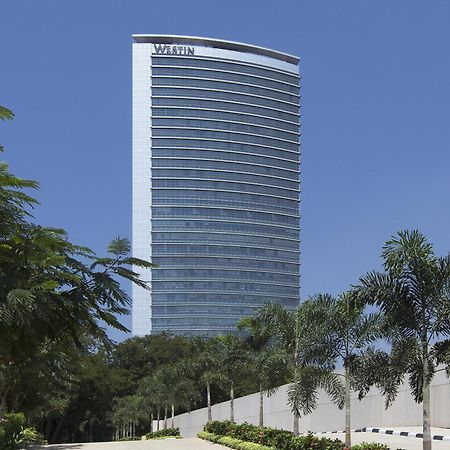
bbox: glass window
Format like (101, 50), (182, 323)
(152, 77), (298, 104)
(152, 107), (299, 132)
(152, 255), (299, 272)
(152, 87), (298, 113)
(152, 169), (299, 190)
(152, 128), (299, 151)
(152, 67), (299, 94)
(152, 179), (299, 199)
(152, 118), (298, 142)
(152, 148), (298, 170)
(152, 56), (299, 85)
(152, 159), (298, 180)
(152, 97), (298, 122)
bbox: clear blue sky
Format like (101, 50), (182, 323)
(1, 1), (449, 341)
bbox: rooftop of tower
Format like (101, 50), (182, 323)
(132, 34), (299, 65)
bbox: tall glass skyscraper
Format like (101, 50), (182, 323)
(132, 35), (300, 336)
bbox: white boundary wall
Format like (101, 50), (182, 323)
(164, 370), (450, 437)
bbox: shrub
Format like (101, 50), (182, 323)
(198, 431), (275, 450)
(146, 427), (180, 439)
(205, 420), (234, 436)
(203, 420), (344, 450)
(351, 443), (390, 450)
(0, 413), (47, 450)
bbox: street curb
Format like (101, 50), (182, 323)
(318, 427), (450, 442)
(363, 427), (450, 442)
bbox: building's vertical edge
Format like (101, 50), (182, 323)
(132, 42), (153, 336)
(298, 61), (302, 308)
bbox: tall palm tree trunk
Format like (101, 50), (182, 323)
(157, 406), (160, 431)
(150, 412), (153, 433)
(164, 404), (168, 429)
(293, 413), (299, 436)
(293, 308), (300, 436)
(207, 382), (212, 421)
(422, 343), (431, 450)
(259, 383), (264, 427)
(230, 381), (235, 422)
(171, 404), (175, 428)
(345, 366), (351, 449)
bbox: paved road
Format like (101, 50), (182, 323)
(42, 438), (228, 449)
(40, 432), (450, 450)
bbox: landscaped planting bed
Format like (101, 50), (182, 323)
(145, 427), (181, 439)
(198, 421), (390, 450)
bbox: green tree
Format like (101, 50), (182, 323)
(254, 302), (345, 435)
(218, 334), (251, 422)
(252, 303), (302, 434)
(354, 230), (450, 450)
(238, 316), (290, 427)
(298, 293), (384, 448)
(0, 106), (154, 417)
(192, 338), (228, 422)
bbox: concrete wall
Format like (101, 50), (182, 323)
(164, 369), (450, 437)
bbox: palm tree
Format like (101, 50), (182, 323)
(218, 334), (251, 422)
(138, 372), (167, 431)
(299, 293), (385, 448)
(192, 338), (227, 422)
(238, 316), (290, 427)
(254, 303), (301, 434)
(254, 302), (346, 435)
(353, 230), (450, 450)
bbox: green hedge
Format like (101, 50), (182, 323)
(118, 436), (141, 441)
(145, 427), (180, 439)
(352, 443), (389, 450)
(202, 422), (344, 450)
(198, 431), (275, 450)
(202, 421), (392, 450)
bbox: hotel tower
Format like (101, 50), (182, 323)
(132, 35), (300, 336)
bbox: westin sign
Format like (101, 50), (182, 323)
(153, 44), (195, 55)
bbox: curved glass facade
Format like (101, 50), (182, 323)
(132, 36), (300, 336)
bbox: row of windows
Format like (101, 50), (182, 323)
(152, 128), (299, 151)
(152, 179), (299, 199)
(152, 197), (298, 215)
(152, 189), (299, 206)
(152, 159), (298, 180)
(152, 281), (298, 295)
(152, 67), (299, 94)
(152, 268), (298, 284)
(151, 256), (299, 272)
(152, 292), (298, 302)
(152, 189), (298, 209)
(152, 232), (299, 250)
(152, 207), (299, 226)
(152, 77), (298, 104)
(152, 149), (298, 170)
(152, 88), (298, 113)
(152, 244), (299, 262)
(152, 107), (299, 131)
(152, 220), (299, 239)
(152, 317), (247, 327)
(152, 300), (297, 311)
(152, 138), (299, 161)
(152, 97), (299, 122)
(152, 118), (298, 142)
(152, 57), (299, 84)
(152, 169), (298, 190)
(152, 306), (260, 316)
